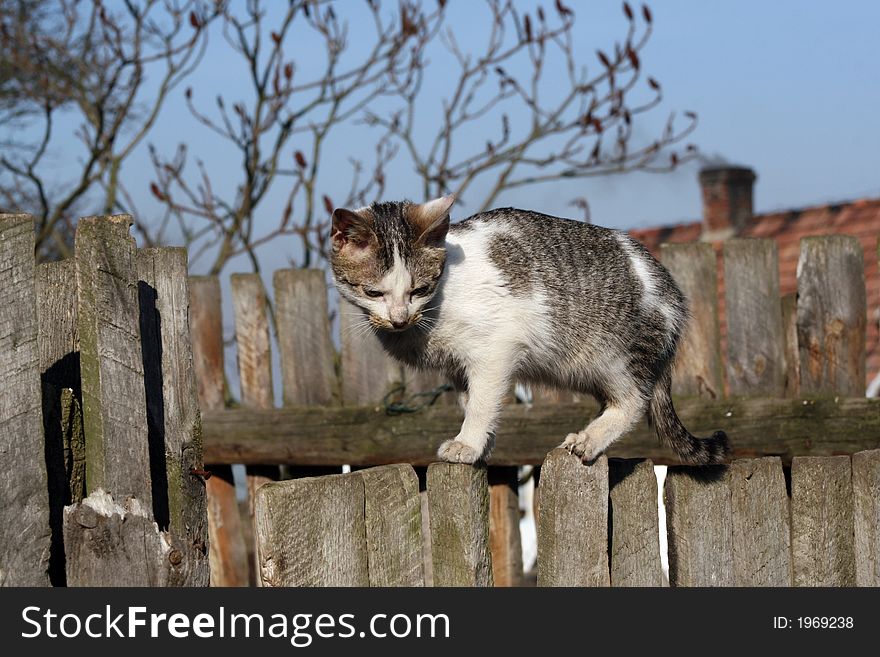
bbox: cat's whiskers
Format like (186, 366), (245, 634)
(341, 315), (377, 340)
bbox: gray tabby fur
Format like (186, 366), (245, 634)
(330, 197), (729, 465)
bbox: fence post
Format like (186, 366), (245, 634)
(189, 276), (249, 587)
(661, 243), (723, 399)
(609, 459), (663, 587)
(64, 215), (167, 586)
(138, 247), (209, 586)
(729, 457), (791, 585)
(791, 455), (855, 586)
(537, 449), (609, 587)
(36, 259), (83, 586)
(255, 473), (369, 586)
(853, 449), (880, 586)
(360, 465), (425, 586)
(723, 239), (785, 395)
(797, 235), (866, 396)
(0, 214), (51, 586)
(664, 466), (733, 586)
(427, 463), (493, 586)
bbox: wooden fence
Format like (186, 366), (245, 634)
(0, 214), (207, 586)
(2, 213), (879, 586)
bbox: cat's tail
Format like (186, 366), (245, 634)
(648, 368), (729, 465)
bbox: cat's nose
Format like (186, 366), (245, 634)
(390, 319), (408, 329)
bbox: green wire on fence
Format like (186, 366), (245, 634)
(383, 382), (455, 415)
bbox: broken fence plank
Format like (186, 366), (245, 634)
(63, 490), (171, 586)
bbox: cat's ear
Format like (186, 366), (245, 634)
(331, 208), (375, 253)
(410, 194), (454, 247)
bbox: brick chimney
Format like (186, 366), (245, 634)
(699, 166), (756, 241)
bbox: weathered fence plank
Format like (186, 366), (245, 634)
(0, 214), (51, 586)
(201, 396), (880, 466)
(75, 215), (151, 502)
(189, 276), (249, 587)
(797, 236), (866, 396)
(791, 455), (855, 586)
(782, 293), (800, 397)
(36, 259), (83, 586)
(188, 276), (226, 410)
(231, 273), (278, 584)
(274, 269), (337, 406)
(254, 474), (369, 586)
(274, 269), (340, 477)
(661, 243), (723, 399)
(359, 465), (424, 586)
(231, 274), (275, 411)
(427, 463), (493, 586)
(488, 467), (523, 587)
(723, 239), (785, 395)
(664, 466), (732, 586)
(609, 459), (663, 587)
(63, 491), (170, 586)
(537, 449), (609, 587)
(138, 247), (209, 586)
(730, 457), (791, 586)
(339, 297), (403, 405)
(853, 449), (880, 586)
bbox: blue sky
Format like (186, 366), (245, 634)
(20, 0), (880, 272)
(156, 0), (878, 265)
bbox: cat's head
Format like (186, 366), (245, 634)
(329, 196), (454, 332)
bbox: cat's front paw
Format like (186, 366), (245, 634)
(437, 440), (481, 464)
(562, 431), (602, 464)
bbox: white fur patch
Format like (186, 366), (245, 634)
(442, 221), (554, 361)
(379, 247), (411, 298)
(377, 247), (412, 322)
(614, 233), (678, 330)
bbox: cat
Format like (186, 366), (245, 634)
(329, 195), (729, 465)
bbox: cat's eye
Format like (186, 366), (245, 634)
(412, 285), (430, 297)
(363, 287), (383, 298)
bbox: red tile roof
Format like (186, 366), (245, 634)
(629, 198), (880, 392)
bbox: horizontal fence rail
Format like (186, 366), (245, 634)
(199, 397), (880, 466)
